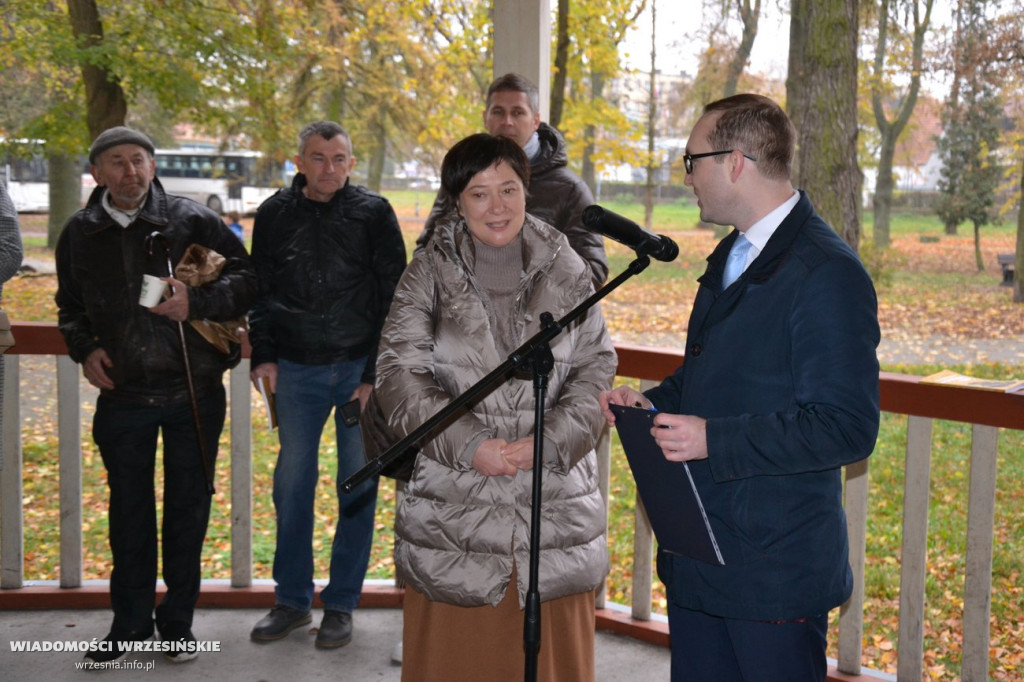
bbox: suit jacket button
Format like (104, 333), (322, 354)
(690, 344), (702, 356)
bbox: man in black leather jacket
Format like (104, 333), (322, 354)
(247, 121), (406, 650)
(414, 73), (608, 290)
(55, 126), (256, 668)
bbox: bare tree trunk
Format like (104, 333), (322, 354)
(581, 72), (603, 196)
(786, 0), (807, 182)
(723, 0), (761, 97)
(786, 0), (862, 250)
(66, 0), (127, 139)
(47, 154), (81, 249)
(872, 136), (895, 248)
(550, 0), (570, 130)
(871, 0), (934, 249)
(644, 0), (656, 230)
(366, 114), (386, 193)
(942, 0), (964, 236)
(973, 222), (983, 271)
(1016, 157), (1024, 303)
(62, 0), (125, 247)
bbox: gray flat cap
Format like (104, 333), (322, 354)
(88, 126), (156, 164)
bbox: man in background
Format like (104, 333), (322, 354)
(247, 120), (406, 649)
(415, 72), (607, 289)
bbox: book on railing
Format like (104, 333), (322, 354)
(609, 403), (725, 566)
(255, 375), (278, 429)
(920, 369), (1024, 394)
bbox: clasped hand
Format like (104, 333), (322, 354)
(472, 437), (535, 476)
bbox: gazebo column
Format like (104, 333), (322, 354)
(492, 0), (552, 120)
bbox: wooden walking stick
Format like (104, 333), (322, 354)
(145, 231), (215, 495)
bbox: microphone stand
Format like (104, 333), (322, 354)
(342, 253), (654, 681)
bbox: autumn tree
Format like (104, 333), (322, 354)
(553, 0), (647, 195)
(643, 0), (657, 228)
(679, 0), (764, 111)
(1, 0), (326, 243)
(935, 0), (1002, 270)
(2, 0), (654, 228)
(866, 0), (935, 249)
(285, 1), (489, 191)
(1, 1), (98, 244)
(1016, 156), (1024, 302)
(722, 0), (762, 97)
(953, 5), (1023, 296)
(419, 1), (493, 160)
(787, 0), (863, 250)
(551, 0), (570, 130)
(988, 11), (1024, 303)
(336, 1), (490, 181)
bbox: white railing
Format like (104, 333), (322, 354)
(2, 326), (1022, 681)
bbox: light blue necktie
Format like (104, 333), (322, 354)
(722, 234), (752, 289)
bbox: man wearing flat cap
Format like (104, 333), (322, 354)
(55, 126), (257, 668)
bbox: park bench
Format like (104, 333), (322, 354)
(997, 253), (1015, 286)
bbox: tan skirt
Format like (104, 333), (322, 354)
(401, 567), (596, 682)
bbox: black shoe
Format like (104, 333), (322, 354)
(250, 604), (312, 642)
(315, 610), (353, 649)
(158, 621), (199, 664)
(81, 630), (150, 670)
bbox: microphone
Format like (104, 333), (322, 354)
(581, 205), (679, 262)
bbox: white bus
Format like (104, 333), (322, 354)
(81, 148), (288, 215)
(0, 139), (50, 212)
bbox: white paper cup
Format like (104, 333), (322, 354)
(139, 274), (168, 307)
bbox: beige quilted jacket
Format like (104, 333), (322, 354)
(375, 213), (616, 608)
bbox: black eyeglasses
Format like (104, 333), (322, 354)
(684, 150), (757, 174)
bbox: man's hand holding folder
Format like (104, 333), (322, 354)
(600, 389), (724, 566)
(600, 386), (709, 463)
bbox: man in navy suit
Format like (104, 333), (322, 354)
(600, 94), (880, 682)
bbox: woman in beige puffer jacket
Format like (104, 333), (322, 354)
(374, 134), (616, 681)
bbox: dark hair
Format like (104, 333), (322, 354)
(485, 73), (540, 114)
(703, 94), (795, 180)
(440, 134), (531, 204)
(298, 120), (353, 156)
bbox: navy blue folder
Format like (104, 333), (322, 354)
(610, 403), (725, 566)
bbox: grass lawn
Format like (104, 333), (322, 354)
(8, 199), (1024, 679)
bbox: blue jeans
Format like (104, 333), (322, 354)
(93, 387), (225, 636)
(271, 358), (377, 613)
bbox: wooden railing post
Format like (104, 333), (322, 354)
(57, 355), (82, 588)
(230, 360), (253, 587)
(838, 456), (870, 675)
(628, 378), (659, 622)
(630, 496), (654, 621)
(595, 422), (611, 610)
(0, 354), (22, 588)
(961, 424), (999, 681)
(897, 415), (933, 682)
